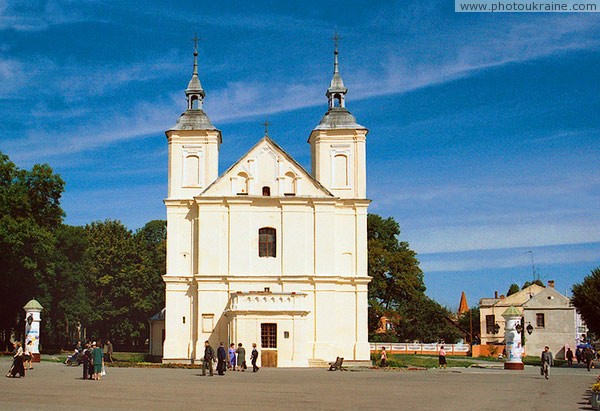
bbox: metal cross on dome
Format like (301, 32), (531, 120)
(192, 34), (200, 52)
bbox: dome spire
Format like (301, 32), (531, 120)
(186, 34), (205, 110)
(327, 32), (347, 109)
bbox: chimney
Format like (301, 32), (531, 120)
(547, 280), (555, 288)
(494, 291), (498, 299)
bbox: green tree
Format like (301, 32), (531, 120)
(367, 213), (461, 343)
(42, 225), (94, 347)
(507, 283), (520, 296)
(571, 267), (600, 336)
(0, 152), (65, 343)
(521, 279), (544, 289)
(83, 219), (166, 345)
(457, 306), (481, 344)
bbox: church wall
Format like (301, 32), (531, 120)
(165, 203), (194, 277)
(313, 202), (336, 275)
(162, 280), (194, 362)
(281, 202), (314, 276)
(197, 201), (228, 275)
(334, 207), (357, 276)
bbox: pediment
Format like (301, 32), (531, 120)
(199, 136), (333, 198)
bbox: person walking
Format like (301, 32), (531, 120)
(380, 347), (388, 367)
(566, 347), (574, 367)
(82, 343), (92, 380)
(105, 339), (114, 363)
(91, 341), (104, 381)
(251, 343), (259, 372)
(540, 346), (553, 379)
(201, 340), (215, 376)
(236, 343), (246, 371)
(584, 347), (595, 372)
(228, 343), (236, 371)
(23, 340), (33, 370)
(7, 342), (25, 378)
(217, 342), (227, 376)
(439, 346), (447, 369)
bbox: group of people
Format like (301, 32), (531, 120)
(65, 340), (107, 380)
(201, 341), (259, 376)
(5, 340), (34, 378)
(566, 346), (597, 371)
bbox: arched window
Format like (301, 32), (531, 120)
(237, 172), (249, 194)
(183, 155), (200, 186)
(333, 154), (348, 187)
(283, 172), (296, 195)
(258, 227), (276, 258)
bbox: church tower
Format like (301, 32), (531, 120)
(165, 38), (222, 200)
(308, 36), (368, 199)
(162, 40), (221, 362)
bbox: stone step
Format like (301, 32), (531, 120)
(308, 358), (330, 368)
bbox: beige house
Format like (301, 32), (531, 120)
(479, 281), (585, 359)
(159, 42), (371, 366)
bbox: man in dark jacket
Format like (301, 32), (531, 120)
(202, 340), (215, 376)
(251, 343), (259, 372)
(584, 347), (595, 372)
(541, 346), (553, 379)
(216, 342), (227, 376)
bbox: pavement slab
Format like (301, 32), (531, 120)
(0, 358), (597, 411)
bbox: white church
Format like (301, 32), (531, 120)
(154, 40), (372, 367)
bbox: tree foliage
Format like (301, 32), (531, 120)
(367, 214), (461, 343)
(571, 267), (600, 337)
(507, 283), (520, 296)
(521, 279), (544, 289)
(0, 151), (165, 349)
(0, 152), (64, 342)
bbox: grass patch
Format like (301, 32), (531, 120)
(372, 353), (477, 369)
(522, 356), (566, 367)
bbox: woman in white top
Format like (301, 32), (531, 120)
(24, 340), (33, 370)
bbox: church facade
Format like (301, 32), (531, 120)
(161, 41), (371, 367)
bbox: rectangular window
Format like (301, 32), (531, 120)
(485, 315), (496, 334)
(202, 314), (214, 333)
(259, 227), (276, 257)
(261, 323), (277, 349)
(536, 313), (545, 328)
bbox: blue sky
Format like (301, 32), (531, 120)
(1, 1), (599, 308)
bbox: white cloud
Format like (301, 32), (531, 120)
(420, 242), (600, 273)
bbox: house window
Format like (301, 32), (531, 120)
(202, 314), (214, 333)
(261, 323), (277, 348)
(485, 315), (496, 334)
(262, 186), (271, 196)
(536, 313), (545, 328)
(258, 227), (276, 257)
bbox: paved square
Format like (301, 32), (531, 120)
(0, 358), (596, 410)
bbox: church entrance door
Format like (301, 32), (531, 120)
(261, 350), (277, 367)
(261, 323), (277, 367)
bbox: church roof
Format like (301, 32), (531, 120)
(199, 135), (334, 198)
(457, 291), (469, 316)
(314, 34), (365, 131)
(168, 37), (216, 132)
(169, 109), (217, 131)
(314, 107), (365, 130)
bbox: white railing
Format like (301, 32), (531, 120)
(370, 342), (470, 354)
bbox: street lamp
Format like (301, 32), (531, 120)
(526, 323), (533, 335)
(492, 323), (501, 335)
